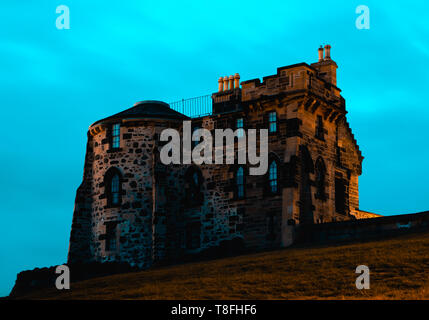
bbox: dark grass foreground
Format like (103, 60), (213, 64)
(16, 231), (429, 299)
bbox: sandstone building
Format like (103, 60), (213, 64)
(68, 45), (374, 268)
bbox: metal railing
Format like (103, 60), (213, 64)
(169, 94), (213, 118)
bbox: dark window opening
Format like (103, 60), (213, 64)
(111, 174), (120, 205)
(336, 145), (341, 165)
(192, 172), (198, 186)
(268, 111), (277, 133)
(236, 166), (245, 199)
(315, 115), (324, 140)
(236, 117), (245, 138)
(105, 223), (117, 251)
(335, 177), (346, 214)
(111, 123), (121, 149)
(315, 158), (326, 201)
(184, 167), (204, 207)
(268, 161), (278, 193)
(105, 168), (122, 207)
(186, 222), (201, 250)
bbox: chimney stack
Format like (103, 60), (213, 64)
(218, 73), (241, 92)
(324, 44), (331, 60)
(318, 45), (324, 62)
(311, 44), (337, 86)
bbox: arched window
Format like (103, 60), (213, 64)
(315, 157), (326, 201)
(184, 167), (204, 207)
(111, 174), (120, 205)
(105, 168), (122, 207)
(268, 161), (278, 193)
(236, 166), (245, 199)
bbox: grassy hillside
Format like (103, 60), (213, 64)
(17, 231), (429, 299)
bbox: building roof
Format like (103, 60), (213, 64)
(91, 100), (189, 127)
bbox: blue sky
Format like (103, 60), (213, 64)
(0, 1), (428, 296)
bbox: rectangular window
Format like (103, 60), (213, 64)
(236, 167), (245, 199)
(268, 111), (277, 133)
(237, 184), (244, 198)
(335, 178), (346, 214)
(269, 179), (277, 193)
(336, 145), (341, 165)
(269, 161), (278, 193)
(316, 115), (324, 140)
(105, 223), (117, 251)
(236, 118), (244, 138)
(112, 123), (120, 149)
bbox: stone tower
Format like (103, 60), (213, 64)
(68, 101), (189, 267)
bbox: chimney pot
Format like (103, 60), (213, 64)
(234, 73), (240, 89)
(318, 45), (324, 62)
(218, 77), (224, 92)
(223, 76), (229, 91)
(324, 44), (331, 60)
(229, 75), (234, 89)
